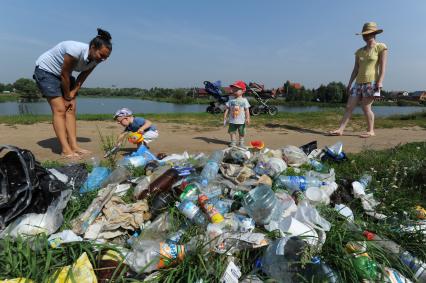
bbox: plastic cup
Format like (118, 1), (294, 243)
(305, 187), (324, 205)
(279, 216), (318, 245)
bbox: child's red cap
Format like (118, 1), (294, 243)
(230, 81), (246, 92)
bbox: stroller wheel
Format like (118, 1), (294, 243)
(250, 106), (261, 116)
(268, 106), (278, 116)
(206, 106), (214, 113)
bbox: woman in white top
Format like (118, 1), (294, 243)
(33, 29), (112, 159)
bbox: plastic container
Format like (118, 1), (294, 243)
(275, 216), (319, 246)
(79, 166), (111, 193)
(200, 150), (224, 185)
(136, 168), (180, 200)
(276, 175), (325, 192)
(176, 199), (208, 226)
(100, 166), (131, 188)
(198, 194), (224, 223)
(242, 184), (279, 225)
(261, 237), (306, 283)
(132, 176), (151, 200)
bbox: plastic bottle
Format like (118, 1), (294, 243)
(334, 204), (354, 222)
(352, 254), (379, 280)
(309, 159), (328, 173)
(242, 184), (280, 225)
(132, 176), (151, 200)
(128, 239), (187, 273)
(261, 237), (306, 283)
(275, 175), (325, 192)
(198, 194), (224, 223)
(100, 166), (131, 188)
(352, 174), (372, 196)
(176, 199), (208, 226)
(135, 168), (180, 200)
(199, 150), (224, 186)
(150, 190), (176, 218)
(363, 231), (426, 281)
(302, 256), (339, 283)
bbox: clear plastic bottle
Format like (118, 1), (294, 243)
(128, 239), (188, 273)
(302, 256), (339, 283)
(275, 175), (325, 192)
(261, 237), (306, 283)
(176, 199), (208, 226)
(309, 159), (328, 173)
(242, 184), (280, 225)
(118, 155), (148, 168)
(200, 150), (224, 185)
(100, 165), (131, 188)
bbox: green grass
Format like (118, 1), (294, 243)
(0, 110), (425, 130)
(0, 142), (425, 282)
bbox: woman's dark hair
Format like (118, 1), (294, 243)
(90, 28), (112, 50)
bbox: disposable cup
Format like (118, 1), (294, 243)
(279, 216), (318, 245)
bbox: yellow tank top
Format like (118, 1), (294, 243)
(355, 42), (387, 84)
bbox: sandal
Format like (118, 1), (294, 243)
(359, 132), (375, 138)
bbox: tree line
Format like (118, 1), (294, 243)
(1, 78), (391, 103)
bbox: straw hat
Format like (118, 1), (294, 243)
(356, 22), (383, 35)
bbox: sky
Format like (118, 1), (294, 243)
(0, 0), (425, 91)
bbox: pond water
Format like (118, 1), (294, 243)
(0, 97), (424, 118)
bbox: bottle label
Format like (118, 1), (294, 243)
(220, 260), (241, 283)
(289, 176), (307, 191)
(180, 184), (199, 200)
(179, 201), (199, 220)
(200, 199), (224, 223)
(157, 242), (185, 269)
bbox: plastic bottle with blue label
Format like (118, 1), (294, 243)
(275, 175), (325, 192)
(302, 256), (339, 282)
(199, 150), (224, 186)
(176, 199), (207, 226)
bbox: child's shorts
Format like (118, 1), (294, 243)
(350, 81), (380, 97)
(228, 123), (246, 135)
(143, 130), (159, 143)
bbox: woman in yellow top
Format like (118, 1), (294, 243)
(330, 22), (388, 138)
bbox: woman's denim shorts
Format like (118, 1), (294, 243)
(33, 67), (75, 98)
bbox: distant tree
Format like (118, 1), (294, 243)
(13, 78), (39, 96)
(0, 83), (4, 92)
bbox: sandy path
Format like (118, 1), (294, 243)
(0, 121), (425, 161)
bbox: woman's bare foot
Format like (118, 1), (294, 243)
(328, 130), (343, 136)
(60, 152), (81, 160)
(73, 148), (92, 155)
(359, 132), (376, 138)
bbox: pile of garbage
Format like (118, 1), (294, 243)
(0, 141), (425, 282)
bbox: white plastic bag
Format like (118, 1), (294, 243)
(281, 145), (308, 167)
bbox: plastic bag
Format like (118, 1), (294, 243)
(1, 189), (72, 238)
(281, 145), (308, 167)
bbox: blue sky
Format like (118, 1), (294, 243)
(0, 0), (425, 91)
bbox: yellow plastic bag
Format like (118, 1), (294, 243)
(49, 252), (97, 283)
(0, 279), (34, 283)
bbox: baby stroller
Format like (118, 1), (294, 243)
(246, 82), (278, 116)
(204, 80), (230, 114)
